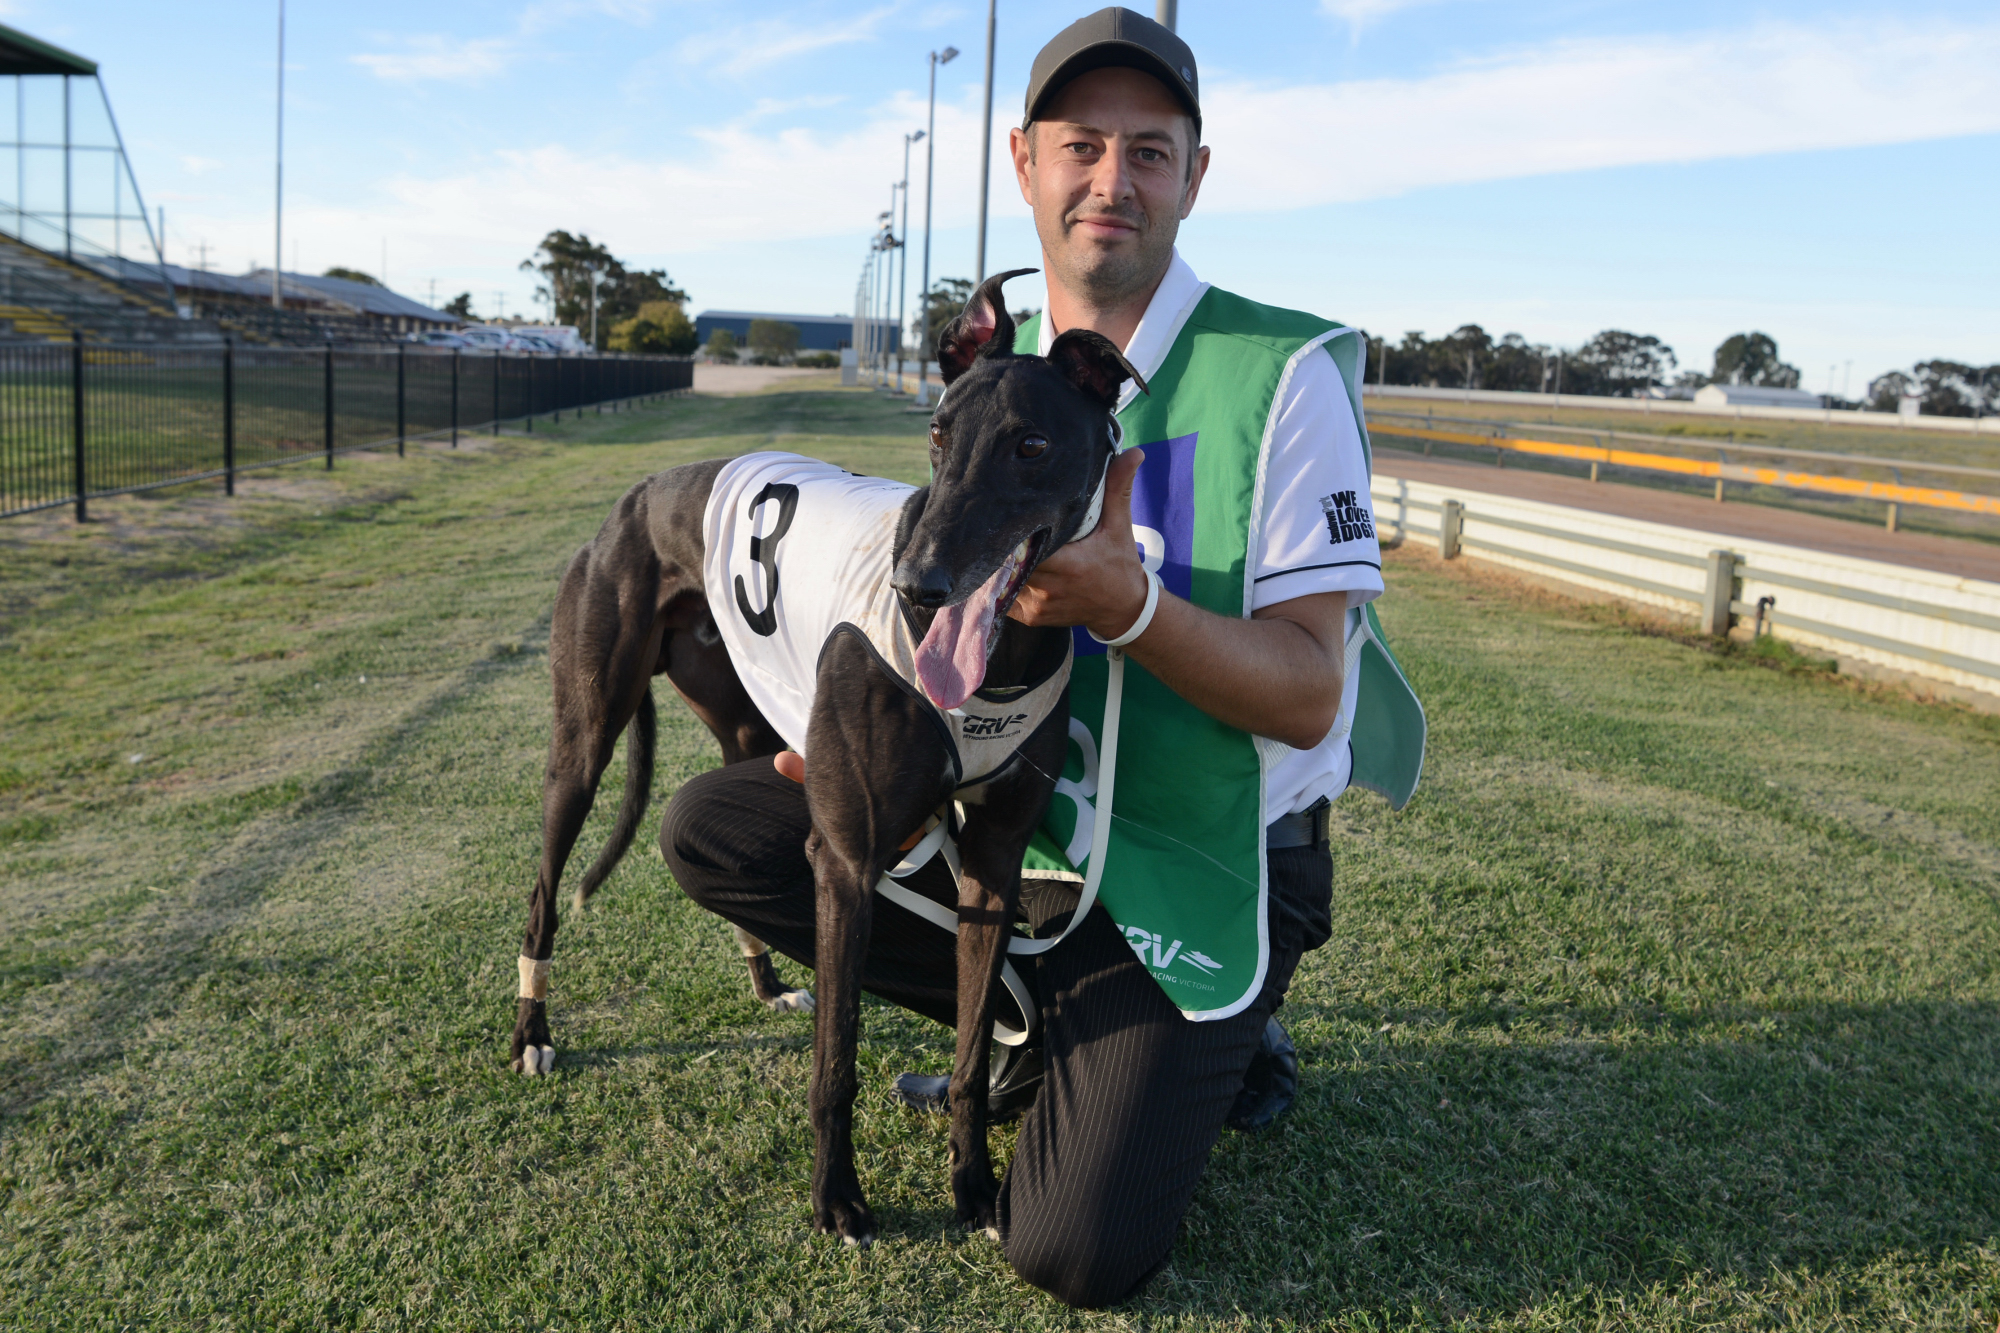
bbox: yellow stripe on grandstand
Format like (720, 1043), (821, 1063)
(1369, 423), (2000, 516)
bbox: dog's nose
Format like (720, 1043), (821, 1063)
(894, 564), (955, 608)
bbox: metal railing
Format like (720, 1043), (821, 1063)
(1368, 409), (2000, 531)
(2, 338), (695, 521)
(1380, 488), (1999, 688)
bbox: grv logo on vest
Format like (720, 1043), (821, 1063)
(1121, 923), (1222, 983)
(961, 711), (1030, 740)
(1319, 490), (1375, 546)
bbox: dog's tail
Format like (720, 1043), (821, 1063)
(571, 688), (657, 912)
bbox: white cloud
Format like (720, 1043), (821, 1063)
(1197, 19), (2000, 213)
(351, 35), (516, 83)
(676, 8), (900, 76)
(167, 15), (2000, 325)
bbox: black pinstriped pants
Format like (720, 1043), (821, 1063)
(661, 761), (1333, 1309)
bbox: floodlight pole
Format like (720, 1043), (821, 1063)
(975, 0), (995, 283)
(272, 0), (285, 309)
(1156, 0), (1177, 31)
(917, 47), (957, 408)
(898, 133), (915, 393)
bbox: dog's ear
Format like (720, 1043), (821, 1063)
(1047, 328), (1148, 408)
(936, 267), (1038, 384)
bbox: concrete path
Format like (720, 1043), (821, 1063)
(1375, 448), (2000, 584)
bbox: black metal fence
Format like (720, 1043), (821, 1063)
(1, 338), (696, 520)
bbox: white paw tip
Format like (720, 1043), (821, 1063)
(536, 1045), (555, 1074)
(769, 989), (815, 1013)
(842, 1231), (875, 1249)
(984, 1226), (1001, 1242)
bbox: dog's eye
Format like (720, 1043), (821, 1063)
(929, 422), (947, 453)
(1017, 436), (1048, 459)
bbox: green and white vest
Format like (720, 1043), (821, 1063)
(1013, 289), (1428, 1020)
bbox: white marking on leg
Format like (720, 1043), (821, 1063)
(767, 989), (815, 1013)
(536, 1045), (555, 1075)
(984, 1226), (1000, 1242)
(517, 955), (550, 1000)
(731, 924), (769, 958)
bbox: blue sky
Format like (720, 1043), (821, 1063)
(16, 0), (2000, 387)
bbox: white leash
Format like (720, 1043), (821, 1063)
(871, 645), (1130, 1043)
(871, 421), (1134, 1044)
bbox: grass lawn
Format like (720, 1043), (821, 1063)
(2, 387), (1996, 1330)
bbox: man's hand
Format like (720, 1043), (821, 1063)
(1008, 448), (1150, 641)
(1008, 446), (1348, 750)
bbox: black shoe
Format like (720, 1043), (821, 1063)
(892, 1038), (1045, 1123)
(1225, 1017), (1297, 1133)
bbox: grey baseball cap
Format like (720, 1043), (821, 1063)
(1024, 7), (1200, 135)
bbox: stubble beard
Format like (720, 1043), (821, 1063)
(1045, 197), (1181, 314)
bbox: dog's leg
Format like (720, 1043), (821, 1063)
(512, 497), (678, 1075)
(945, 708), (1068, 1234)
(802, 635), (955, 1246)
(732, 923), (815, 1013)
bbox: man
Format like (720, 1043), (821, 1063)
(664, 7), (1421, 1308)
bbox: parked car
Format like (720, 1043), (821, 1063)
(457, 326), (521, 351)
(410, 330), (473, 348)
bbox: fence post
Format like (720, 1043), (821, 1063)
(1439, 499), (1463, 559)
(396, 342), (407, 457)
(1701, 549), (1737, 637)
(324, 341), (335, 470)
(450, 348), (459, 448)
(71, 331), (86, 523)
(492, 350), (500, 434)
(551, 350), (560, 423)
(223, 339), (235, 497)
(526, 356), (534, 433)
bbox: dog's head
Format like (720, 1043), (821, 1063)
(892, 267), (1145, 710)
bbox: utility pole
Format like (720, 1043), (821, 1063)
(917, 46), (957, 408)
(975, 0), (996, 282)
(272, 0), (285, 309)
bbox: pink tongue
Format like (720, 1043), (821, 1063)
(915, 560), (1014, 710)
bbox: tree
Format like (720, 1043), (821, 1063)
(1911, 360), (1999, 418)
(1712, 332), (1800, 388)
(442, 292), (475, 319)
(608, 301), (698, 356)
(706, 328), (738, 361)
(747, 319), (800, 363)
(520, 230), (689, 348)
(1482, 332), (1553, 393)
(1567, 329), (1677, 397)
(1867, 371), (1914, 413)
(918, 278), (974, 357)
(323, 266), (381, 286)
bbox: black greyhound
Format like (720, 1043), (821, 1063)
(510, 269), (1143, 1243)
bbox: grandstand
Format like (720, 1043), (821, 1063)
(0, 22), (459, 347)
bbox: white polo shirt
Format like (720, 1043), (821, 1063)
(1035, 251), (1384, 824)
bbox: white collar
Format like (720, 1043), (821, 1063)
(1036, 249), (1210, 419)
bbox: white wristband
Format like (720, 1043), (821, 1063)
(1089, 567), (1161, 648)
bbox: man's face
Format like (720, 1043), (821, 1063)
(1011, 65), (1210, 310)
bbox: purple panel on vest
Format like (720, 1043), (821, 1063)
(1075, 432), (1199, 658)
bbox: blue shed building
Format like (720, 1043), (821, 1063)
(695, 310), (899, 354)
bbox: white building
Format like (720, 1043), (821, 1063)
(1693, 383), (1823, 410)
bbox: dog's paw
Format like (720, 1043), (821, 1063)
(765, 987), (815, 1014)
(952, 1166), (1001, 1238)
(510, 998), (555, 1076)
(512, 1045), (556, 1076)
(813, 1194), (878, 1248)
